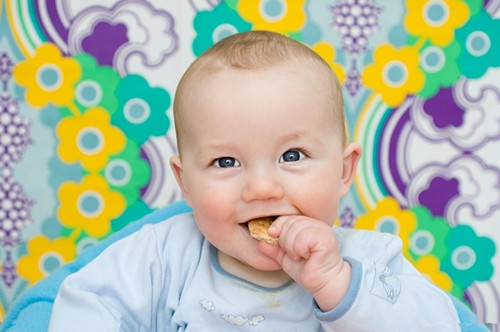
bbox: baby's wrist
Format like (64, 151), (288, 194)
(313, 259), (352, 312)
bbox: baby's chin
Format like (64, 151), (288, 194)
(239, 251), (282, 272)
(231, 251), (283, 272)
(244, 262), (291, 287)
(250, 260), (283, 272)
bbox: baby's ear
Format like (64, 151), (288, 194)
(339, 143), (362, 197)
(170, 155), (192, 206)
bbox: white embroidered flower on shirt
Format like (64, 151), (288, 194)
(200, 299), (215, 311)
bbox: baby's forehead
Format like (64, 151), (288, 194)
(193, 60), (335, 94)
(182, 67), (336, 121)
(175, 57), (344, 141)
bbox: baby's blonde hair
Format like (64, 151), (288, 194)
(173, 30), (346, 152)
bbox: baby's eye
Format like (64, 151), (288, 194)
(280, 150), (305, 163)
(213, 157), (241, 168)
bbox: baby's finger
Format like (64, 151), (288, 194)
(273, 216), (314, 260)
(267, 216), (286, 237)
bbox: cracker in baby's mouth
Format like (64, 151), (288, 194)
(248, 217), (279, 246)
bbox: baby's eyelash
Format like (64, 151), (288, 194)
(287, 147), (309, 156)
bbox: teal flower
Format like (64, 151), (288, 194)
(112, 75), (171, 145)
(456, 10), (500, 79)
(111, 200), (153, 233)
(98, 140), (151, 205)
(416, 40), (461, 98)
(441, 224), (495, 288)
(193, 2), (251, 56)
(408, 206), (451, 261)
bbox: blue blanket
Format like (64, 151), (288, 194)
(1, 200), (489, 331)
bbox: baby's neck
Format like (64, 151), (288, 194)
(217, 250), (291, 289)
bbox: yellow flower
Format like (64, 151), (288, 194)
(57, 174), (126, 237)
(18, 236), (76, 285)
(13, 43), (81, 108)
(355, 197), (417, 253)
(362, 44), (424, 106)
(404, 0), (469, 46)
(413, 255), (453, 291)
(0, 301), (4, 322)
(238, 0), (306, 34)
(312, 42), (346, 84)
(56, 107), (126, 172)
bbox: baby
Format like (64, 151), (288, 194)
(48, 30), (462, 331)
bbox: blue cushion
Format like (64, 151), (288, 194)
(451, 295), (490, 331)
(1, 200), (191, 332)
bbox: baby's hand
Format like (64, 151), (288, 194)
(261, 216), (351, 312)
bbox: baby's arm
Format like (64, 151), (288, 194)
(263, 217), (462, 331)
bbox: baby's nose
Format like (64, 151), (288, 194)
(242, 172), (284, 202)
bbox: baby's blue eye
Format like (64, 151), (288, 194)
(213, 157), (240, 168)
(280, 150), (305, 162)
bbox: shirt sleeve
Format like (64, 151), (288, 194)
(48, 224), (168, 332)
(314, 228), (462, 332)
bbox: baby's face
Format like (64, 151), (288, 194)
(172, 64), (354, 272)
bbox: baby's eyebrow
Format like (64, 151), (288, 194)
(195, 142), (235, 158)
(276, 131), (323, 146)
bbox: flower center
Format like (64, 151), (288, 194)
(105, 159), (132, 186)
(77, 190), (104, 218)
(451, 246), (476, 270)
(36, 64), (62, 91)
(466, 31), (491, 57)
(77, 127), (104, 155)
(124, 98), (151, 124)
(420, 46), (445, 73)
(39, 252), (63, 275)
(76, 80), (102, 107)
(383, 61), (408, 88)
(212, 24), (238, 44)
(411, 230), (435, 256)
(259, 0), (287, 22)
(376, 217), (399, 235)
(423, 0), (449, 27)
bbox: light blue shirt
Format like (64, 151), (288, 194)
(48, 213), (460, 331)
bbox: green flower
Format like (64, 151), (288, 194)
(441, 224), (495, 288)
(463, 0), (483, 16)
(193, 2), (251, 56)
(456, 10), (500, 79)
(416, 40), (461, 98)
(408, 206), (451, 261)
(98, 140), (151, 205)
(112, 75), (171, 145)
(62, 53), (120, 116)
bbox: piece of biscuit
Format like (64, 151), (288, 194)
(248, 217), (279, 246)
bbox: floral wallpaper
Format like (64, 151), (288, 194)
(0, 0), (498, 327)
